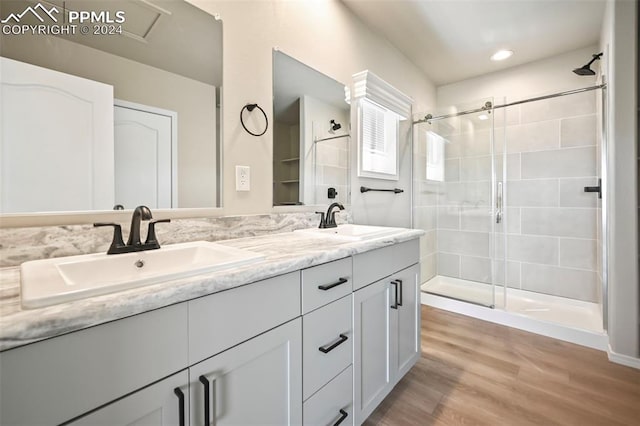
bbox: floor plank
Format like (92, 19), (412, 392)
(364, 305), (640, 426)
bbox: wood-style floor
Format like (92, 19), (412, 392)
(365, 305), (640, 426)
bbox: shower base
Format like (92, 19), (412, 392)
(421, 275), (608, 350)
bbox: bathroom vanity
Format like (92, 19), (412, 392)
(0, 229), (422, 425)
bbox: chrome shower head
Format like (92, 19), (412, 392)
(573, 52), (603, 76)
(330, 119), (341, 132)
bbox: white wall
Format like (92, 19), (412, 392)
(188, 0), (436, 215)
(600, 0), (638, 361)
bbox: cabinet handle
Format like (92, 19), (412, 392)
(174, 387), (185, 426)
(394, 279), (403, 306)
(332, 409), (349, 426)
(318, 277), (348, 291)
(318, 334), (349, 353)
(390, 281), (398, 309)
(199, 375), (210, 426)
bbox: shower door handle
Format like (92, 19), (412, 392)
(584, 178), (602, 199)
(496, 182), (503, 224)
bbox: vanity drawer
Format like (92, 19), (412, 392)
(188, 271), (300, 364)
(353, 239), (419, 290)
(303, 294), (352, 400)
(303, 365), (354, 426)
(302, 257), (352, 314)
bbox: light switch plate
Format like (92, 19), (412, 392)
(235, 166), (250, 191)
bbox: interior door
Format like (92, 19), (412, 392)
(114, 102), (175, 209)
(0, 57), (114, 213)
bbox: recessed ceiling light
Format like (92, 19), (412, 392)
(478, 114), (489, 121)
(491, 50), (514, 61)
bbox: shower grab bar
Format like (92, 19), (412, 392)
(360, 186), (404, 194)
(496, 182), (503, 224)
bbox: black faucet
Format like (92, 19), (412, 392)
(316, 202), (344, 228)
(127, 205), (152, 246)
(94, 205), (170, 254)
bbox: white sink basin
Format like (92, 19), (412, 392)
(295, 224), (405, 241)
(21, 241), (264, 309)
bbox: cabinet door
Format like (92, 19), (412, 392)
(189, 319), (302, 426)
(391, 263), (421, 383)
(70, 370), (189, 426)
(353, 278), (392, 425)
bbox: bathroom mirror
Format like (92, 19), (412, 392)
(0, 0), (222, 214)
(272, 50), (350, 207)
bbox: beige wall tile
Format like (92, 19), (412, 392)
(437, 252), (460, 277)
(521, 207), (597, 239)
(559, 238), (597, 270)
(559, 177), (599, 207)
(506, 120), (560, 152)
(507, 179), (559, 207)
(561, 114), (597, 147)
(521, 147), (596, 178)
(521, 263), (598, 302)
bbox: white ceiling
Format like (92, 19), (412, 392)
(341, 0), (606, 86)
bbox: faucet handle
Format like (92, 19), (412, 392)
(94, 222), (126, 254)
(315, 212), (327, 229)
(145, 219), (171, 248)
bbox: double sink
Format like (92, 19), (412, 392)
(20, 224), (405, 309)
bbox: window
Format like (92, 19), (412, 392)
(352, 70), (412, 181)
(359, 98), (399, 178)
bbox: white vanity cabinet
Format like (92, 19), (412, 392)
(352, 240), (421, 425)
(0, 236), (421, 426)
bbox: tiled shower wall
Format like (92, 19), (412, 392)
(499, 90), (600, 302)
(416, 90), (601, 303)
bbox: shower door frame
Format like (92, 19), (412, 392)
(415, 84), (608, 324)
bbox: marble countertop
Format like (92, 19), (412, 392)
(0, 228), (423, 351)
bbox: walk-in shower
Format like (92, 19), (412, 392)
(413, 83), (608, 349)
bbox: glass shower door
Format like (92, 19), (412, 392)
(415, 97), (503, 307)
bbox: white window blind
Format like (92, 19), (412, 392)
(352, 70), (411, 180)
(360, 98), (398, 178)
(362, 100), (386, 153)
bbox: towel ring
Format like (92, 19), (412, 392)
(240, 103), (268, 136)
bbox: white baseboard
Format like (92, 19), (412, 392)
(607, 345), (640, 369)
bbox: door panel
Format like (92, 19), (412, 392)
(0, 57), (114, 213)
(70, 370), (188, 426)
(114, 103), (173, 209)
(353, 279), (391, 424)
(189, 319), (302, 426)
(393, 264), (421, 381)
